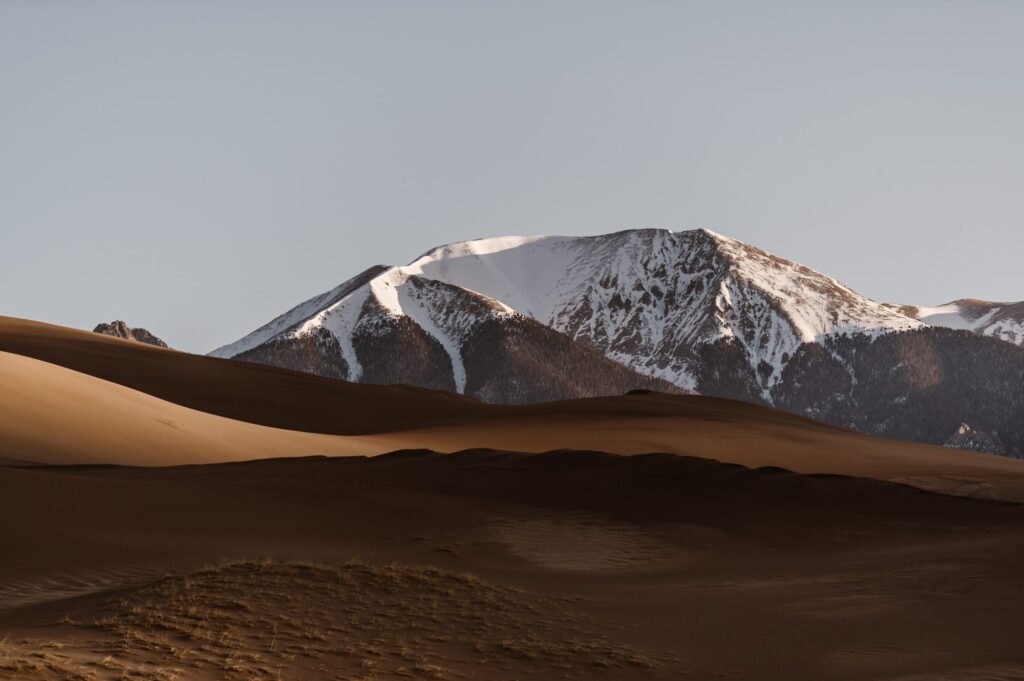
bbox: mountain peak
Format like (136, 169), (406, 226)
(210, 228), (929, 395)
(206, 227), (1024, 456)
(93, 321), (169, 348)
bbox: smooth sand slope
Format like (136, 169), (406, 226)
(1, 452), (1022, 680)
(0, 316), (483, 434)
(0, 351), (401, 465)
(3, 316), (1024, 499)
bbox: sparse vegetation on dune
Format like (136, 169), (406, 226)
(1, 560), (671, 680)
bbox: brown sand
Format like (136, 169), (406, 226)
(2, 317), (1024, 679)
(1, 452), (1022, 680)
(0, 316), (483, 434)
(0, 351), (402, 465)
(2, 316), (1024, 501)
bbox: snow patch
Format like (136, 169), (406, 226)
(308, 287), (371, 381)
(395, 280), (467, 393)
(915, 303), (979, 331)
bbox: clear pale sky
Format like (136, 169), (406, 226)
(2, 1), (1021, 352)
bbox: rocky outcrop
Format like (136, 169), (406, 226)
(93, 321), (169, 348)
(944, 423), (1004, 456)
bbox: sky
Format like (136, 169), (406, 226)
(1, 1), (1022, 352)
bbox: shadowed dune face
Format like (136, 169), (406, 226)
(1, 452), (1022, 681)
(3, 316), (1024, 500)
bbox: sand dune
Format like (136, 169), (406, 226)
(2, 316), (1024, 500)
(0, 316), (483, 434)
(1, 452), (1022, 680)
(0, 351), (397, 465)
(395, 402), (1024, 501)
(2, 316), (1024, 679)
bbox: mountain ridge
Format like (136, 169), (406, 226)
(209, 228), (1024, 456)
(94, 320), (169, 348)
(212, 228), (937, 391)
(911, 298), (1024, 345)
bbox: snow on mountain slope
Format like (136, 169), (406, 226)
(986, 315), (1024, 346)
(915, 303), (992, 331)
(210, 266), (387, 361)
(389, 274), (516, 393)
(223, 269), (517, 392)
(912, 300), (1024, 347)
(390, 229), (925, 391)
(211, 228), (930, 396)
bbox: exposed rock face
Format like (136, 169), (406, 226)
(93, 321), (169, 348)
(234, 327), (347, 380)
(944, 422), (1004, 456)
(234, 304), (679, 403)
(209, 229), (1023, 456)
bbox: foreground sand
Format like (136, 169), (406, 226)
(1, 451), (1023, 680)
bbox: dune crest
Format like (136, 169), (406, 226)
(0, 351), (386, 466)
(2, 317), (1024, 502)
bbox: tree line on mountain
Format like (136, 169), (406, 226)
(693, 328), (1024, 458)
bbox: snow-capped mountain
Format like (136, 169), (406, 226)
(211, 228), (1024, 456)
(213, 229), (923, 394)
(209, 235), (689, 402)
